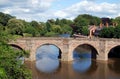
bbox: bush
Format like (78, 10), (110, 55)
(23, 33), (33, 37)
(100, 27), (114, 38)
(114, 26), (120, 38)
(44, 32), (59, 37)
(81, 26), (89, 36)
(0, 42), (32, 79)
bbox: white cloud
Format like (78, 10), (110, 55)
(27, 0), (55, 12)
(0, 0), (56, 21)
(54, 0), (120, 20)
(0, 0), (9, 5)
(1, 0), (120, 22)
(54, 11), (67, 18)
(3, 8), (11, 14)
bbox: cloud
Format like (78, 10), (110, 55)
(0, 0), (56, 21)
(27, 0), (54, 12)
(54, 0), (120, 20)
(1, 0), (120, 22)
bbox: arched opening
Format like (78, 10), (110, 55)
(108, 46), (120, 74)
(36, 44), (62, 60)
(108, 45), (120, 58)
(72, 44), (98, 73)
(8, 44), (25, 64)
(73, 44), (98, 60)
(35, 44), (62, 73)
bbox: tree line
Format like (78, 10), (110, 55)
(1, 12), (120, 38)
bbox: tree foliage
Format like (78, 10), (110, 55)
(0, 12), (14, 26)
(74, 14), (101, 33)
(100, 27), (114, 38)
(114, 16), (120, 26)
(7, 18), (24, 35)
(0, 42), (32, 79)
(99, 26), (120, 38)
(81, 26), (89, 35)
(114, 26), (120, 38)
(1, 12), (120, 38)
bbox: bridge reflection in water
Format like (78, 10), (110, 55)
(24, 44), (120, 79)
(25, 59), (120, 79)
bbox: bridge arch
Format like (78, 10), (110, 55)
(9, 44), (24, 51)
(108, 45), (120, 58)
(35, 43), (62, 60)
(71, 43), (99, 59)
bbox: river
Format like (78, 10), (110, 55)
(25, 44), (120, 79)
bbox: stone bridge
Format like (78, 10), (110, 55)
(9, 37), (120, 61)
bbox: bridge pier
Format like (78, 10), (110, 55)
(61, 38), (72, 61)
(24, 39), (36, 61)
(97, 53), (108, 61)
(97, 40), (108, 61)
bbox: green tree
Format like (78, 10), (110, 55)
(24, 26), (39, 37)
(61, 24), (73, 34)
(38, 22), (47, 36)
(114, 16), (120, 26)
(0, 12), (14, 26)
(30, 21), (39, 28)
(55, 18), (60, 25)
(0, 42), (32, 79)
(51, 25), (62, 33)
(7, 18), (24, 35)
(114, 26), (120, 38)
(100, 27), (115, 38)
(46, 21), (52, 32)
(74, 14), (101, 34)
(81, 26), (89, 35)
(44, 31), (58, 37)
(59, 19), (73, 26)
(22, 21), (31, 33)
(0, 68), (7, 79)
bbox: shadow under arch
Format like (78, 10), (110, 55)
(8, 44), (24, 51)
(73, 44), (99, 59)
(108, 45), (120, 58)
(108, 46), (120, 74)
(36, 43), (62, 60)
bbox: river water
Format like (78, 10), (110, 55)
(25, 45), (120, 79)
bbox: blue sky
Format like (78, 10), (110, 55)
(0, 0), (120, 22)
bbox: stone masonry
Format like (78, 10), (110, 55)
(9, 37), (120, 61)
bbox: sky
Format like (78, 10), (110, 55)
(1, 0), (120, 22)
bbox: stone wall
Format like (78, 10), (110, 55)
(9, 37), (120, 61)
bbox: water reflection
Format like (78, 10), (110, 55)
(25, 43), (120, 79)
(36, 57), (59, 73)
(72, 45), (98, 75)
(108, 58), (120, 73)
(72, 59), (91, 73)
(25, 59), (98, 79)
(73, 46), (91, 59)
(36, 45), (60, 73)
